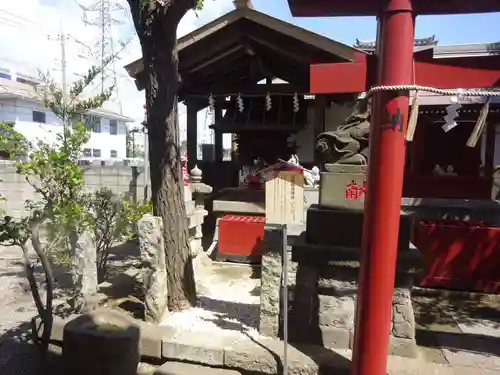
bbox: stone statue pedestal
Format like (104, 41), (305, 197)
(319, 164), (367, 210)
(314, 163), (410, 250)
(284, 162), (421, 357)
(289, 242), (421, 357)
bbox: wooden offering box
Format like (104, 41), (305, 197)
(217, 215), (266, 263)
(414, 219), (500, 293)
(215, 167), (305, 263)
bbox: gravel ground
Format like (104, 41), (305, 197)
(161, 256), (261, 340)
(0, 246), (263, 374)
(0, 245), (40, 375)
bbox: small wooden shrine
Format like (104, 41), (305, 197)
(125, 1), (360, 178)
(125, 1), (361, 261)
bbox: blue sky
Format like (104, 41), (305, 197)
(252, 0), (500, 45)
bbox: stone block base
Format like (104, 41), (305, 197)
(257, 224), (421, 358)
(289, 263), (418, 358)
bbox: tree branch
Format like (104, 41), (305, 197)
(20, 243), (45, 319)
(29, 210), (54, 355)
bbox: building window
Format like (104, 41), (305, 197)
(0, 72), (11, 79)
(93, 118), (101, 133)
(17, 77), (35, 85)
(32, 110), (46, 123)
(110, 150), (117, 158)
(109, 119), (118, 135)
(83, 148), (91, 157)
(83, 115), (101, 133)
(92, 149), (101, 158)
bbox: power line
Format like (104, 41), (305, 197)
(0, 8), (61, 36)
(0, 8), (94, 51)
(79, 0), (126, 114)
(0, 8), (58, 32)
(0, 17), (52, 37)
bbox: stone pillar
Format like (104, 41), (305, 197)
(137, 214), (168, 323)
(70, 231), (98, 312)
(187, 166), (212, 258)
(186, 101), (198, 171)
(189, 166), (213, 208)
(259, 224), (298, 338)
(214, 102), (223, 162)
(390, 278), (418, 356)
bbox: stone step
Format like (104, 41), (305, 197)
(153, 362), (241, 375)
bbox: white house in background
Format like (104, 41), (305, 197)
(0, 68), (134, 162)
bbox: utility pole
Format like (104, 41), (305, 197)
(57, 22), (69, 144)
(61, 33), (68, 125)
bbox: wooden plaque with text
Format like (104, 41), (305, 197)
(265, 170), (304, 225)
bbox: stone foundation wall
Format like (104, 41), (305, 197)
(290, 265), (417, 357)
(259, 225), (418, 358)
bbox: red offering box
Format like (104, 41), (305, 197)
(218, 215), (265, 261)
(414, 219), (500, 293)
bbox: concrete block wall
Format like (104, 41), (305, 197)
(0, 161), (150, 217)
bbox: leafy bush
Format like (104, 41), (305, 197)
(0, 52), (118, 358)
(85, 188), (151, 282)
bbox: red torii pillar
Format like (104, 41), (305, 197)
(287, 1), (500, 375)
(348, 3), (413, 375)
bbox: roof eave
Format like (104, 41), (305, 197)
(433, 43), (500, 59)
(124, 7), (360, 80)
(0, 93), (134, 122)
(83, 109), (135, 122)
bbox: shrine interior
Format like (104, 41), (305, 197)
(405, 102), (499, 199)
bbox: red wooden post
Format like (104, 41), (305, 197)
(351, 1), (414, 375)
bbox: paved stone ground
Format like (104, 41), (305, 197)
(412, 294), (500, 372)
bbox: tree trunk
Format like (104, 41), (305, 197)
(131, 1), (197, 311)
